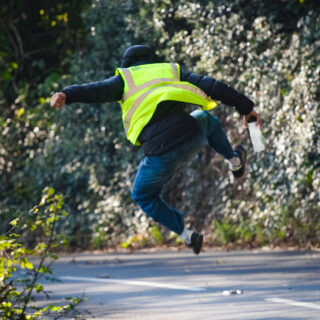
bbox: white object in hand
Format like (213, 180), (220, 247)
(248, 122), (265, 152)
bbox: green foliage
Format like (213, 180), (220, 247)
(144, 0), (320, 247)
(120, 225), (164, 249)
(0, 188), (86, 320)
(121, 234), (148, 250)
(149, 226), (163, 246)
(0, 0), (90, 245)
(25, 0), (147, 248)
(1, 0), (319, 250)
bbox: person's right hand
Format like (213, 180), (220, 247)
(244, 109), (262, 129)
(51, 92), (67, 108)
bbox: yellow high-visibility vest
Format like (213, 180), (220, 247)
(115, 63), (217, 146)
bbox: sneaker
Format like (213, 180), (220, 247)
(188, 232), (203, 255)
(232, 145), (246, 178)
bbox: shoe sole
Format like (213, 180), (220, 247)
(193, 234), (203, 255)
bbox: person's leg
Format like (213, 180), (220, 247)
(190, 110), (237, 159)
(131, 151), (185, 235)
(131, 111), (241, 253)
(131, 137), (205, 253)
(190, 110), (246, 175)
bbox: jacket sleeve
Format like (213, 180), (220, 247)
(180, 68), (254, 115)
(62, 75), (124, 104)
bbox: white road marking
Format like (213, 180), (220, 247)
(60, 276), (206, 292)
(266, 298), (320, 310)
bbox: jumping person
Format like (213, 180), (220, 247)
(51, 45), (262, 254)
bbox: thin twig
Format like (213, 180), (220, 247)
(0, 205), (43, 239)
(9, 20), (24, 58)
(0, 18), (19, 62)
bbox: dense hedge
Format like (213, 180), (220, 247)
(1, 0), (319, 248)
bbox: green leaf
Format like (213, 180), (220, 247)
(47, 187), (55, 195)
(39, 97), (46, 104)
(11, 62), (18, 69)
(10, 218), (19, 226)
(121, 241), (130, 249)
(15, 108), (25, 119)
(35, 283), (43, 292)
(50, 254), (58, 260)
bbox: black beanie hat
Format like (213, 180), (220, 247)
(121, 45), (160, 68)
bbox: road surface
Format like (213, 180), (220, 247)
(36, 248), (320, 319)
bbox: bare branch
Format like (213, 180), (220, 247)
(9, 20), (24, 58)
(0, 17), (19, 61)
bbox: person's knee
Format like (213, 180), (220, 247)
(190, 109), (207, 121)
(190, 110), (209, 138)
(131, 187), (143, 203)
(131, 191), (159, 221)
(131, 188), (152, 208)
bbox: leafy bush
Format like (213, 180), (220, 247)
(0, 188), (86, 319)
(160, 0), (320, 246)
(35, 0), (320, 248)
(0, 0), (90, 242)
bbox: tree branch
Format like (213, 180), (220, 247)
(9, 20), (24, 59)
(0, 17), (19, 61)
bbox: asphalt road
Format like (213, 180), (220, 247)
(36, 248), (320, 319)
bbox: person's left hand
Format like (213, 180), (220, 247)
(244, 110), (262, 128)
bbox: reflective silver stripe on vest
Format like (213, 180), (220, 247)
(121, 63), (179, 102)
(170, 63), (178, 81)
(123, 78), (173, 101)
(124, 83), (214, 133)
(121, 68), (135, 90)
(124, 86), (159, 132)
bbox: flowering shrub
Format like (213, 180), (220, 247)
(52, 0), (320, 247)
(152, 1), (320, 245)
(1, 0), (318, 248)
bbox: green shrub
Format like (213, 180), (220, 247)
(0, 188), (86, 320)
(1, 0), (319, 249)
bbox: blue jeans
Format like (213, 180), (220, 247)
(131, 110), (237, 235)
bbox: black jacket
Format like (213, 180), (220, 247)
(63, 67), (254, 155)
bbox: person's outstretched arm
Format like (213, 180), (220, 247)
(51, 75), (124, 108)
(181, 68), (262, 128)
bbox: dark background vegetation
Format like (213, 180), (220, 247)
(1, 0), (319, 250)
